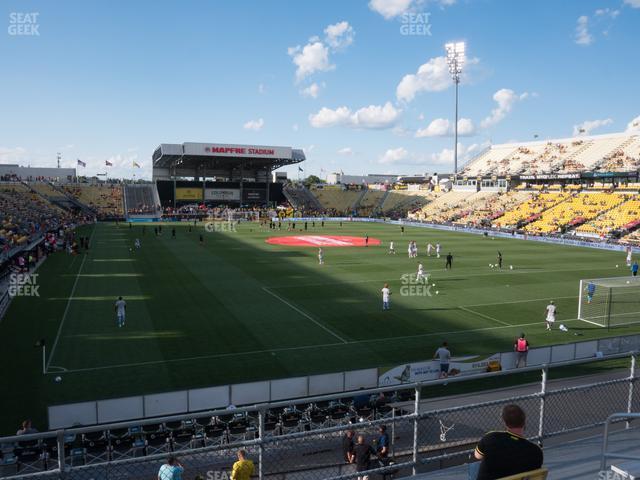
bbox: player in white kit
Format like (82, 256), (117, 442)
(436, 243), (441, 258)
(388, 241), (396, 254)
(427, 243), (433, 257)
(626, 247), (632, 267)
(318, 248), (324, 265)
(416, 262), (426, 283)
(545, 300), (556, 331)
(381, 283), (391, 310)
(115, 296), (126, 328)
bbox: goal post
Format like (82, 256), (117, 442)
(578, 276), (640, 328)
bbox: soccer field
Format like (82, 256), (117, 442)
(2, 221), (639, 434)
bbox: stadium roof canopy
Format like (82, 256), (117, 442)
(153, 142), (305, 171)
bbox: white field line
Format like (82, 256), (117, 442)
(261, 286), (348, 343)
(459, 306), (512, 326)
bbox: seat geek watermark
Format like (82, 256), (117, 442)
(9, 273), (40, 297)
(400, 273), (433, 297)
(204, 219), (238, 233)
(8, 12), (40, 36)
(400, 13), (431, 36)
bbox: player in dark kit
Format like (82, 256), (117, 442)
(365, 234), (369, 247)
(497, 251), (503, 269)
(446, 252), (453, 269)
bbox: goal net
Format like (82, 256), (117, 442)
(578, 276), (640, 328)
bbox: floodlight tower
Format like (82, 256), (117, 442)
(445, 41), (465, 177)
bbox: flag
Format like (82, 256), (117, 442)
(133, 162), (141, 168)
(298, 166), (303, 172)
(105, 160), (113, 166)
(77, 159), (86, 167)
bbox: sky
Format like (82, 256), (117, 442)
(1, 0), (639, 180)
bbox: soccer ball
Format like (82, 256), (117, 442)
(510, 265), (513, 270)
(55, 376), (62, 383)
(436, 291), (439, 295)
(489, 263), (492, 267)
(432, 283), (436, 287)
(627, 281), (631, 284)
(616, 265), (619, 268)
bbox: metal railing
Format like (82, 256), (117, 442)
(600, 412), (640, 472)
(1, 351), (637, 480)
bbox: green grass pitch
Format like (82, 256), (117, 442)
(1, 221), (639, 434)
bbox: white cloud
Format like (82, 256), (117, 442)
(418, 113), (425, 121)
(300, 82), (322, 98)
(595, 8), (620, 18)
(396, 56), (451, 102)
(288, 42), (333, 82)
(292, 123), (299, 132)
(0, 146), (28, 164)
(480, 89), (529, 129)
(416, 118), (450, 137)
(624, 0), (640, 7)
(243, 118), (265, 131)
(457, 118), (476, 136)
(625, 115), (640, 132)
(572, 118), (613, 136)
(379, 147), (409, 164)
(258, 83), (266, 94)
(415, 117), (475, 137)
(337, 147), (354, 156)
(575, 15), (593, 45)
(368, 0), (414, 19)
(309, 101), (401, 129)
(324, 21), (355, 49)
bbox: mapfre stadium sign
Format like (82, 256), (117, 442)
(183, 142), (292, 159)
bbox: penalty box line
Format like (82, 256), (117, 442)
(261, 286), (348, 343)
(50, 318), (584, 375)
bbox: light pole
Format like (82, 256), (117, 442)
(445, 41), (465, 178)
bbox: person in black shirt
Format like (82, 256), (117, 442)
(342, 430), (355, 463)
(497, 251), (503, 269)
(473, 404), (543, 480)
(172, 227), (176, 238)
(352, 435), (375, 479)
(445, 252), (453, 269)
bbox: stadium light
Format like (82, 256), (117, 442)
(445, 41), (465, 177)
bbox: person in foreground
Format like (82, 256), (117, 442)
(158, 455), (184, 480)
(231, 449), (254, 480)
(472, 404), (543, 480)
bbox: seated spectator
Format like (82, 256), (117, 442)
(473, 404), (543, 480)
(353, 387), (371, 409)
(16, 419), (38, 435)
(158, 455), (184, 480)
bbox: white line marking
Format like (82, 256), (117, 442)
(46, 227), (95, 372)
(54, 318), (585, 374)
(464, 295), (578, 308)
(459, 306), (512, 326)
(262, 286), (348, 343)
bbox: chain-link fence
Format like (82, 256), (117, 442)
(1, 353), (637, 480)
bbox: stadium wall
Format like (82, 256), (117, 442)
(47, 334), (640, 429)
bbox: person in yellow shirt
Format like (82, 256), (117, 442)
(231, 450), (254, 480)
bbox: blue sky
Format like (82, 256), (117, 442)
(1, 0), (639, 179)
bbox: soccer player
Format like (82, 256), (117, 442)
(407, 242), (413, 258)
(427, 243), (433, 257)
(545, 301), (556, 331)
(318, 248), (324, 265)
(199, 234), (204, 245)
(586, 281), (596, 303)
(497, 251), (503, 269)
(436, 243), (441, 258)
(134, 238), (141, 249)
(381, 283), (391, 310)
(417, 262), (426, 283)
(388, 241), (396, 254)
(365, 234), (369, 247)
(172, 227), (176, 238)
(632, 261), (639, 277)
(401, 225), (405, 235)
(115, 296), (126, 328)
(445, 252), (453, 270)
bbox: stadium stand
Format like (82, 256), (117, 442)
(355, 189), (386, 216)
(523, 192), (627, 234)
(62, 184), (124, 218)
(493, 192), (571, 229)
(576, 195), (640, 237)
(459, 190), (532, 226)
(310, 186), (360, 215)
(283, 183), (323, 212)
(460, 132), (639, 176)
(124, 184), (161, 218)
(408, 190), (476, 222)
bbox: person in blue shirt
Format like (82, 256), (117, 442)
(376, 425), (390, 458)
(158, 455), (184, 480)
(632, 261), (638, 277)
(586, 281), (596, 304)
